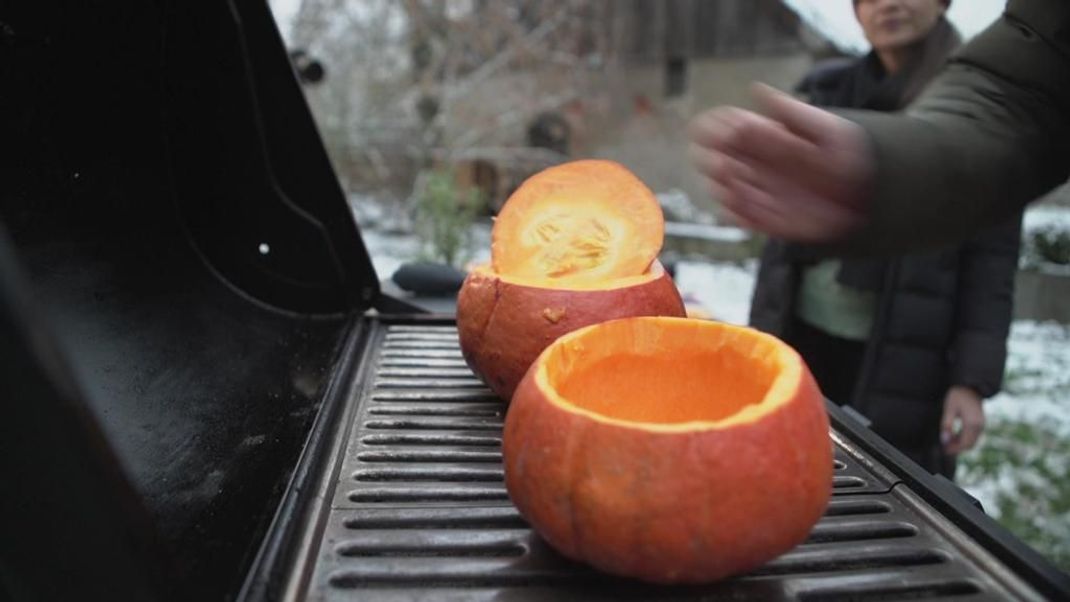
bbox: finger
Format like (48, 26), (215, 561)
(688, 143), (721, 181)
(711, 112), (831, 193)
(688, 107), (752, 150)
(717, 205), (758, 230)
(947, 441), (966, 456)
(690, 144), (767, 195)
(724, 176), (857, 242)
(960, 417), (985, 452)
(720, 178), (795, 237)
(714, 185), (760, 231)
(728, 154), (768, 195)
(692, 107), (798, 162)
(753, 82), (847, 144)
(940, 405), (957, 446)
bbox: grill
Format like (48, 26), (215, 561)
(260, 321), (1045, 601)
(4, 1), (1069, 601)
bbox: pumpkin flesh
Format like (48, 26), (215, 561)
(503, 317), (832, 583)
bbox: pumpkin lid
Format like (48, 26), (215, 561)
(490, 160), (664, 287)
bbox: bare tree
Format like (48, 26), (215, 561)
(287, 0), (618, 204)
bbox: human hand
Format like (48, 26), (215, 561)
(688, 84), (873, 242)
(941, 385), (985, 455)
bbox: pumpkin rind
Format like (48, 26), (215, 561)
(457, 262), (685, 401)
(503, 317), (833, 583)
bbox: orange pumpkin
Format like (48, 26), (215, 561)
(457, 261), (684, 400)
(503, 316), (833, 583)
(457, 160), (685, 400)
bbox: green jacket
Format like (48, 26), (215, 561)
(841, 0), (1070, 253)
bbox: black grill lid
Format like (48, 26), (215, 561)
(0, 0), (384, 599)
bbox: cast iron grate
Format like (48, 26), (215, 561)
(302, 322), (1040, 601)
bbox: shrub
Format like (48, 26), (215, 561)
(959, 417), (1070, 571)
(412, 169), (484, 268)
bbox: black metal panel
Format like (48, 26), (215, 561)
(164, 0), (376, 313)
(827, 403), (1070, 601)
(256, 320), (1053, 602)
(0, 228), (174, 602)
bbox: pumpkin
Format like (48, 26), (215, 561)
(503, 316), (833, 584)
(457, 159), (685, 400)
(457, 261), (684, 400)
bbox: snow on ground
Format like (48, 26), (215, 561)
(674, 259), (756, 325)
(355, 195), (491, 282)
(961, 320), (1070, 521)
(1023, 205), (1070, 233)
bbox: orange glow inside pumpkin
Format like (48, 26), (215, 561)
(468, 259), (669, 291)
(537, 317), (801, 429)
(491, 160), (663, 287)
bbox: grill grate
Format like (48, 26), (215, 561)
(299, 322), (1041, 601)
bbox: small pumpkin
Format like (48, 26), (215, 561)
(457, 159), (685, 400)
(503, 316), (833, 583)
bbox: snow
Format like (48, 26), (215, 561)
(674, 259), (757, 325)
(665, 222), (750, 244)
(1024, 205), (1070, 233)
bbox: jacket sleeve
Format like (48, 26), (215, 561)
(947, 214), (1022, 398)
(836, 0), (1070, 254)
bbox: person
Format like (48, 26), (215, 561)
(746, 0), (1020, 477)
(688, 0), (1070, 254)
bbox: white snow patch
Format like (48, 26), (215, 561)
(673, 259), (757, 325)
(665, 222), (749, 243)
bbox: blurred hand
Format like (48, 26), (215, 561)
(688, 84), (873, 242)
(941, 385), (985, 455)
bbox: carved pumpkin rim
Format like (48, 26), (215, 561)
(527, 316), (808, 433)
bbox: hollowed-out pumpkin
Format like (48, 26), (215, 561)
(503, 316), (833, 584)
(457, 160), (685, 400)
